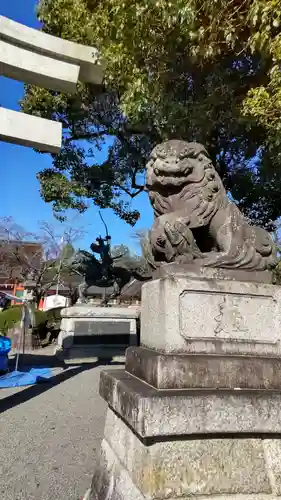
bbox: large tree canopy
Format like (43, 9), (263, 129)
(22, 0), (281, 228)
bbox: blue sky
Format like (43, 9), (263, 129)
(0, 0), (153, 252)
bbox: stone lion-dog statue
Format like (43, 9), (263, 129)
(145, 140), (277, 271)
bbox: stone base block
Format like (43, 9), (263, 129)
(141, 272), (281, 356)
(154, 261), (273, 284)
(55, 346), (126, 364)
(56, 305), (139, 362)
(126, 346), (281, 390)
(89, 407), (281, 499)
(100, 369), (281, 438)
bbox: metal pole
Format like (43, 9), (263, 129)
(15, 303), (25, 371)
(56, 235), (65, 295)
(14, 330), (21, 371)
(22, 323), (26, 357)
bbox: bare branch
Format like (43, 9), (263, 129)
(0, 217), (86, 305)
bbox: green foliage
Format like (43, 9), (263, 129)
(272, 263), (281, 284)
(0, 305), (64, 339)
(111, 243), (145, 269)
(22, 0), (281, 228)
(33, 307), (64, 343)
(45, 306), (63, 326)
(0, 306), (48, 336)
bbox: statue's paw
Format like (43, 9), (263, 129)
(156, 235), (166, 248)
(175, 254), (195, 264)
(201, 251), (230, 267)
(176, 215), (190, 227)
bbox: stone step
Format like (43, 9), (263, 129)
(126, 346), (281, 390)
(100, 369), (281, 439)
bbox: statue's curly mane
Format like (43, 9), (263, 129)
(147, 140), (224, 221)
(150, 140), (210, 161)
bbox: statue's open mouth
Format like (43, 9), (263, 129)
(153, 158), (192, 177)
(146, 161), (192, 190)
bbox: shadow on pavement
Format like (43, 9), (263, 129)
(9, 352), (65, 369)
(0, 352), (123, 414)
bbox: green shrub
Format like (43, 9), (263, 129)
(35, 309), (48, 326)
(34, 307), (63, 343)
(0, 306), (21, 335)
(45, 307), (63, 325)
(0, 306), (48, 336)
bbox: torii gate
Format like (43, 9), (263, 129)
(0, 15), (103, 153)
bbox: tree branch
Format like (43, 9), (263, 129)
(64, 130), (108, 144)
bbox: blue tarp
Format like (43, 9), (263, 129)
(0, 337), (12, 354)
(0, 367), (53, 388)
(0, 338), (12, 373)
(0, 355), (8, 372)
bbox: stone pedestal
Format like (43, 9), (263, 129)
(88, 271), (281, 499)
(141, 269), (281, 356)
(55, 305), (139, 364)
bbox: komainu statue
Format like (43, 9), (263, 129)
(145, 140), (277, 271)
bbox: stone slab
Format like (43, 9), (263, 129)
(58, 307), (138, 343)
(100, 369), (281, 438)
(0, 107), (62, 153)
(89, 407), (281, 499)
(74, 320), (130, 336)
(56, 333), (136, 353)
(56, 305), (139, 362)
(0, 39), (80, 93)
(154, 262), (273, 284)
(61, 305), (140, 319)
(103, 408), (271, 497)
(55, 346), (126, 364)
(125, 346), (281, 390)
(90, 438), (145, 500)
(141, 274), (281, 356)
(0, 15), (103, 85)
(59, 307), (139, 339)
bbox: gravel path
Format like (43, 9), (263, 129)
(0, 349), (114, 500)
